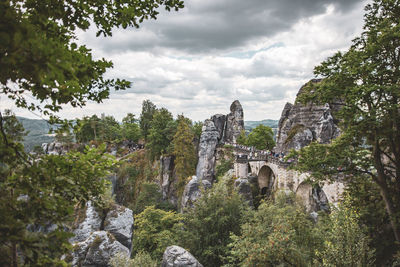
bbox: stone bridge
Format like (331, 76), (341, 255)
(231, 145), (344, 208)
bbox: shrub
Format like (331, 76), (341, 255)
(110, 251), (158, 267)
(131, 206), (183, 260)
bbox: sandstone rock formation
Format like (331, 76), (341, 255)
(196, 120), (220, 183)
(103, 205), (134, 249)
(180, 176), (211, 210)
(162, 245), (203, 267)
(69, 202), (134, 266)
(224, 100), (244, 143)
(160, 155), (179, 207)
(70, 231), (129, 267)
(275, 80), (340, 154)
(70, 201), (103, 243)
(195, 100), (244, 183)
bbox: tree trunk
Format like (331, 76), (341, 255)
(373, 139), (400, 243)
(378, 180), (400, 243)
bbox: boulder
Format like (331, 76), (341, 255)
(180, 176), (211, 211)
(196, 120), (220, 183)
(103, 204), (134, 249)
(224, 100), (244, 144)
(70, 201), (102, 243)
(162, 245), (203, 267)
(71, 231), (129, 267)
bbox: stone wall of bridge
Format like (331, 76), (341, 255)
(233, 151), (344, 206)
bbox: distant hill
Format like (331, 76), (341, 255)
(244, 119), (279, 131)
(244, 119), (279, 140)
(17, 117), (55, 151)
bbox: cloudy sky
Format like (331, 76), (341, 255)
(6, 0), (368, 122)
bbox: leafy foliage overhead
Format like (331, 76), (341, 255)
(0, 0), (184, 119)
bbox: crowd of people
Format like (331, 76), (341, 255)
(225, 142), (294, 165)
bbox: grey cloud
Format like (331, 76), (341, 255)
(84, 0), (362, 54)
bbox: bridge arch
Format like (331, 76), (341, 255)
(257, 165), (276, 198)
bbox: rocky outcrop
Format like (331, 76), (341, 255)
(103, 205), (134, 249)
(196, 120), (220, 183)
(275, 80), (340, 154)
(211, 114), (226, 142)
(70, 201), (103, 243)
(224, 100), (244, 143)
(69, 202), (134, 266)
(162, 245), (203, 267)
(195, 100), (244, 183)
(180, 176), (211, 211)
(160, 155), (179, 207)
(42, 142), (68, 155)
(70, 231), (129, 267)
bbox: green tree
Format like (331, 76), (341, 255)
(315, 204), (375, 267)
(180, 177), (247, 267)
(131, 206), (183, 260)
(172, 115), (197, 197)
(140, 100), (157, 141)
(236, 129), (247, 146)
(73, 115), (99, 143)
(146, 108), (177, 160)
(291, 0), (400, 244)
(227, 192), (320, 267)
(192, 121), (204, 140)
(246, 125), (275, 150)
(121, 113), (141, 142)
(98, 114), (121, 142)
(0, 112), (115, 266)
(55, 124), (74, 147)
(134, 182), (164, 214)
(344, 175), (395, 264)
(0, 0), (183, 120)
(0, 0), (184, 265)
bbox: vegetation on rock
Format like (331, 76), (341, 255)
(290, 0), (400, 254)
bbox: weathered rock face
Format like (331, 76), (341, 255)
(211, 114), (226, 142)
(70, 231), (129, 267)
(69, 202), (134, 266)
(70, 201), (102, 244)
(180, 176), (211, 211)
(103, 205), (134, 249)
(275, 80), (340, 154)
(160, 155), (179, 207)
(42, 142), (68, 155)
(196, 120), (220, 183)
(162, 245), (203, 267)
(195, 100), (244, 183)
(224, 100), (244, 144)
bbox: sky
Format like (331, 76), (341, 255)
(4, 0), (368, 122)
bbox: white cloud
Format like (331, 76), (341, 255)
(6, 0), (369, 122)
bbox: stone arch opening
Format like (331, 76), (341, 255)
(257, 165), (275, 199)
(296, 182), (330, 212)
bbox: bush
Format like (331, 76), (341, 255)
(110, 251), (158, 267)
(227, 192), (320, 267)
(131, 206), (183, 260)
(315, 204), (375, 266)
(180, 176), (248, 267)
